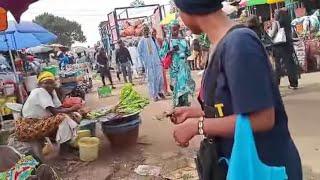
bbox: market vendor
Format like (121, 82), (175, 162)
(16, 71), (81, 144)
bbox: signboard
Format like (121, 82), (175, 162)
(150, 7), (163, 39)
(293, 40), (306, 70)
(0, 7), (8, 31)
(108, 12), (116, 27)
(108, 11), (119, 43)
(111, 28), (118, 43)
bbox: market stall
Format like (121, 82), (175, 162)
(291, 9), (320, 72)
(0, 21), (57, 120)
(59, 63), (93, 100)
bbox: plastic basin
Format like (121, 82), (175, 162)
(102, 117), (141, 148)
(102, 112), (140, 126)
(0, 146), (22, 172)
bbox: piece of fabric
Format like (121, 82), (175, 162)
(0, 155), (39, 180)
(15, 114), (66, 142)
(227, 115), (287, 180)
(200, 28), (302, 179)
(22, 88), (61, 119)
(55, 116), (78, 144)
(174, 0), (223, 15)
(138, 37), (164, 99)
(0, 0), (38, 22)
(161, 38), (195, 107)
(37, 71), (54, 83)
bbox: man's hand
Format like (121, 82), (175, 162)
(173, 119), (198, 147)
(70, 104), (82, 111)
(168, 106), (204, 125)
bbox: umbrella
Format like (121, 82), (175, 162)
(248, 0), (284, 6)
(27, 45), (53, 54)
(0, 21), (56, 74)
(0, 21), (57, 51)
(0, 0), (38, 22)
(49, 44), (69, 52)
(72, 46), (88, 54)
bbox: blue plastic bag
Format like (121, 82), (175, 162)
(227, 115), (288, 180)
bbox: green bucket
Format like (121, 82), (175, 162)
(98, 86), (112, 98)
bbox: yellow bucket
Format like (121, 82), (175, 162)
(78, 137), (100, 162)
(70, 130), (91, 148)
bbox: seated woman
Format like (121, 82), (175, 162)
(15, 71), (81, 146)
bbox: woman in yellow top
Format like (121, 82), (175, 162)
(16, 71), (81, 143)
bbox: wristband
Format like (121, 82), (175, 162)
(198, 116), (205, 136)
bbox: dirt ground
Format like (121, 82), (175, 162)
(49, 72), (320, 180)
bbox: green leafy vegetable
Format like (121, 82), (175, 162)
(115, 84), (149, 114)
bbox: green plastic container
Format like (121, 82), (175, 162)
(98, 86), (112, 98)
(43, 66), (59, 76)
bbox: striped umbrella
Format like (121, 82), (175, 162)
(248, 0), (284, 6)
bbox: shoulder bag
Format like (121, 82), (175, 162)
(162, 39), (173, 69)
(273, 21), (287, 44)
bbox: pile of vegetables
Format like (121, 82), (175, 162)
(86, 109), (109, 119)
(114, 84), (149, 114)
(85, 84), (149, 119)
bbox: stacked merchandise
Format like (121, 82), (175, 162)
(0, 73), (21, 116)
(59, 63), (92, 99)
(291, 10), (320, 72)
(293, 40), (307, 72)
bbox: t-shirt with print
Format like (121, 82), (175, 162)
(22, 88), (62, 119)
(200, 27), (302, 180)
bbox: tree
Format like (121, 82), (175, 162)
(130, 0), (145, 7)
(33, 13), (86, 47)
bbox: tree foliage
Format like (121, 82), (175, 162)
(33, 13), (86, 47)
(169, 0), (178, 13)
(130, 0), (145, 7)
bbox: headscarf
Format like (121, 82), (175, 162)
(37, 71), (55, 83)
(174, 0), (223, 15)
(169, 19), (180, 28)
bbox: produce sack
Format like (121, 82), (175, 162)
(62, 97), (83, 108)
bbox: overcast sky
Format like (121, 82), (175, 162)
(9, 0), (170, 47)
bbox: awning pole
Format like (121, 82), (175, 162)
(4, 33), (16, 73)
(4, 32), (23, 103)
